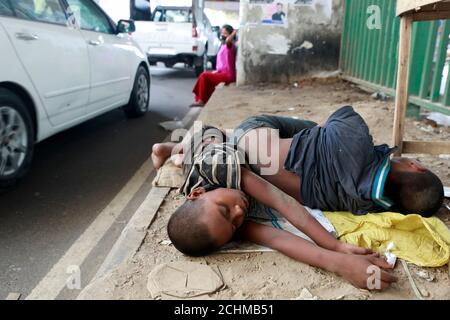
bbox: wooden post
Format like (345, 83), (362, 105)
(392, 14), (414, 156)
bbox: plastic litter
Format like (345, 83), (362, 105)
(385, 241), (397, 267)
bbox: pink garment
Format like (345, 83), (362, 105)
(215, 43), (237, 82)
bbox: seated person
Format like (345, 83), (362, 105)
(190, 25), (237, 107)
(152, 106), (444, 290)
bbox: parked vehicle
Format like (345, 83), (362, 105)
(98, 0), (221, 76)
(0, 0), (151, 188)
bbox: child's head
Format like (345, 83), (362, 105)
(387, 157), (444, 217)
(168, 187), (249, 257)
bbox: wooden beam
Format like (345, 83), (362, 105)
(412, 10), (450, 21)
(393, 15), (414, 156)
(397, 0), (450, 16)
(403, 141), (450, 155)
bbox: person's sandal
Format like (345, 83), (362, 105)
(189, 102), (205, 108)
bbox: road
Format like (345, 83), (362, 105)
(0, 66), (197, 300)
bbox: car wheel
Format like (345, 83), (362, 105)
(0, 88), (34, 189)
(210, 55), (217, 70)
(195, 50), (209, 77)
(124, 66), (150, 118)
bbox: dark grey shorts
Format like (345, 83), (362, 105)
(231, 115), (318, 145)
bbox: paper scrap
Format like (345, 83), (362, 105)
(444, 186), (450, 198)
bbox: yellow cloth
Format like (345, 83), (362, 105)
(324, 212), (450, 267)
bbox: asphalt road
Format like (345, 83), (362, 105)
(0, 66), (197, 299)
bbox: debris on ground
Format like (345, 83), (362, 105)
(6, 293), (21, 300)
(293, 288), (319, 300)
(427, 112), (450, 127)
(415, 270), (435, 282)
(147, 262), (224, 299)
(444, 187), (450, 198)
(384, 241), (397, 267)
(371, 92), (389, 101)
(159, 121), (185, 132)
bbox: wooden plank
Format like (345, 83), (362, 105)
(403, 141), (450, 155)
(412, 10), (450, 21)
(409, 95), (450, 115)
(342, 75), (450, 116)
(393, 15), (414, 156)
(397, 0), (450, 16)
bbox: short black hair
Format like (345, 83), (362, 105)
(167, 199), (218, 257)
(387, 170), (444, 217)
(222, 24), (234, 35)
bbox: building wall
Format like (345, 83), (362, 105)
(237, 0), (344, 85)
(205, 1), (240, 29)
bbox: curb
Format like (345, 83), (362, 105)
(76, 107), (202, 299)
(92, 186), (170, 282)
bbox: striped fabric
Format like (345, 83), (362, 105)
(181, 142), (247, 196)
(371, 157), (394, 209)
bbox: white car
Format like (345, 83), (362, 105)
(98, 0), (222, 76)
(0, 0), (151, 188)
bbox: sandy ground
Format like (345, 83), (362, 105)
(79, 78), (450, 300)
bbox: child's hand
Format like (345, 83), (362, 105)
(335, 242), (373, 255)
(336, 253), (397, 290)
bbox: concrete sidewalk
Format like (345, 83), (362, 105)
(78, 79), (450, 300)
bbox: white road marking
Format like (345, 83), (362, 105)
(26, 155), (153, 300)
(26, 107), (201, 300)
(82, 186), (170, 296)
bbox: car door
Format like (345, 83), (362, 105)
(65, 0), (133, 114)
(204, 16), (220, 57)
(2, 0), (90, 126)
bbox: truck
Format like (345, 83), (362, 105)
(98, 0), (221, 76)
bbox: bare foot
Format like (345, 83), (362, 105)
(151, 142), (177, 170)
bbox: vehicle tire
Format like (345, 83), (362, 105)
(0, 88), (35, 189)
(123, 66), (150, 118)
(210, 55), (217, 70)
(194, 49), (209, 77)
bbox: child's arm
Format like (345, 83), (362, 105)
(239, 221), (397, 290)
(240, 167), (371, 255)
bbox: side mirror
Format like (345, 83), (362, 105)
(117, 19), (136, 34)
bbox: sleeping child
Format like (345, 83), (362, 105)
(151, 106), (444, 290)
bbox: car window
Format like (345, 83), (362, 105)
(0, 0), (13, 16)
(152, 9), (162, 22)
(66, 0), (114, 34)
(130, 0), (151, 21)
(153, 8), (192, 23)
(10, 0), (68, 25)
